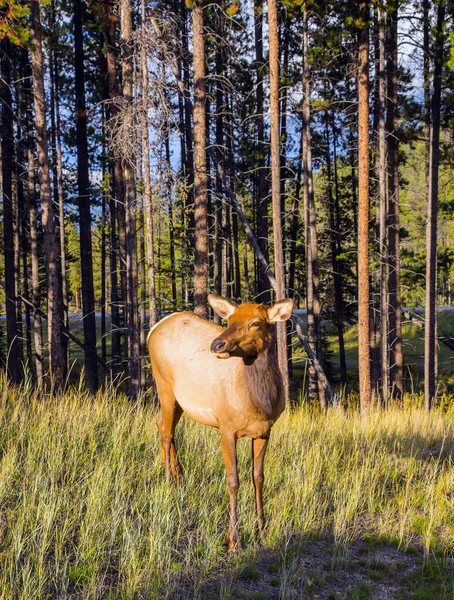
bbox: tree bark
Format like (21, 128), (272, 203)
(425, 0), (445, 410)
(1, 39), (23, 383)
(74, 0), (98, 392)
(255, 0), (270, 303)
(102, 0), (126, 366)
(302, 9), (322, 406)
(29, 0), (66, 387)
(120, 0), (140, 397)
(268, 0), (289, 399)
(378, 3), (388, 404)
(386, 0), (402, 399)
(192, 0), (208, 318)
(357, 1), (371, 413)
(141, 0), (157, 328)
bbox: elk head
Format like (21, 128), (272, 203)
(208, 295), (294, 360)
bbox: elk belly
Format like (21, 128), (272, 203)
(174, 390), (219, 428)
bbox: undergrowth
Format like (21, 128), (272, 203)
(0, 375), (452, 598)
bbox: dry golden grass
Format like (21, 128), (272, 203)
(0, 375), (452, 598)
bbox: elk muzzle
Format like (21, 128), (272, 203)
(210, 337), (231, 359)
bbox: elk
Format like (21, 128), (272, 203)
(147, 294), (293, 551)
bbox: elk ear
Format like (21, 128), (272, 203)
(208, 294), (238, 319)
(267, 298), (294, 322)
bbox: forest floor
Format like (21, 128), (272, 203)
(0, 380), (452, 599)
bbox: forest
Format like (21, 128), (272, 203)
(1, 0), (454, 410)
(1, 2), (454, 598)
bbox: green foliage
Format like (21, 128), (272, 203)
(0, 1), (29, 45)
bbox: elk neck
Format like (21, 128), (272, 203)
(242, 335), (283, 418)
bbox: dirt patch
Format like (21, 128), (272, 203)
(166, 537), (453, 600)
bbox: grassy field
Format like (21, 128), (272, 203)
(0, 377), (452, 599)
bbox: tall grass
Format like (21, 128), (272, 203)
(0, 376), (452, 598)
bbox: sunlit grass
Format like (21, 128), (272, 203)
(0, 375), (452, 598)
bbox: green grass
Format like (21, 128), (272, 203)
(0, 376), (452, 598)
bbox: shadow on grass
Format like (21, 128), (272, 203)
(162, 533), (454, 600)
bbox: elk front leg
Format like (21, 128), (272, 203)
(252, 437), (268, 531)
(220, 432), (240, 552)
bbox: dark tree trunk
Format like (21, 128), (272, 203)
(1, 39), (23, 383)
(378, 3), (388, 403)
(50, 0), (69, 373)
(386, 0), (402, 400)
(425, 0), (445, 409)
(74, 0), (98, 392)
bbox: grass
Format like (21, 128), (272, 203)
(0, 376), (452, 598)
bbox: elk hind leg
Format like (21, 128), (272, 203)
(155, 381), (183, 483)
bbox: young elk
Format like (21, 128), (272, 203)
(147, 294), (293, 551)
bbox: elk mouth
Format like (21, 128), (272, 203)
(214, 351), (231, 359)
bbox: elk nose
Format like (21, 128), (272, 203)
(211, 338), (226, 353)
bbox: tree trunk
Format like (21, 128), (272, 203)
(425, 0), (445, 410)
(120, 0), (140, 397)
(357, 1), (371, 413)
(378, 3), (388, 404)
(74, 0), (98, 392)
(50, 0), (69, 373)
(29, 0), (66, 387)
(102, 0), (126, 366)
(255, 0), (270, 303)
(23, 50), (44, 387)
(302, 9), (322, 406)
(192, 0), (208, 318)
(386, 0), (402, 399)
(268, 0), (289, 400)
(214, 0), (225, 322)
(141, 0), (157, 328)
(1, 39), (23, 383)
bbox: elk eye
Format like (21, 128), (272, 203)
(251, 321), (261, 328)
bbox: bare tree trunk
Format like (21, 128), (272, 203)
(378, 3), (388, 404)
(302, 9), (322, 406)
(386, 0), (402, 399)
(255, 0), (270, 303)
(102, 0), (126, 366)
(1, 39), (23, 383)
(29, 0), (66, 387)
(214, 1), (225, 322)
(268, 0), (289, 400)
(166, 134), (177, 309)
(23, 51), (44, 387)
(192, 0), (208, 318)
(120, 0), (140, 397)
(425, 0), (445, 410)
(357, 1), (371, 413)
(141, 0), (157, 328)
(74, 0), (98, 393)
(50, 0), (69, 373)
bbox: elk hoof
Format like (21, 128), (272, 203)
(227, 535), (241, 553)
